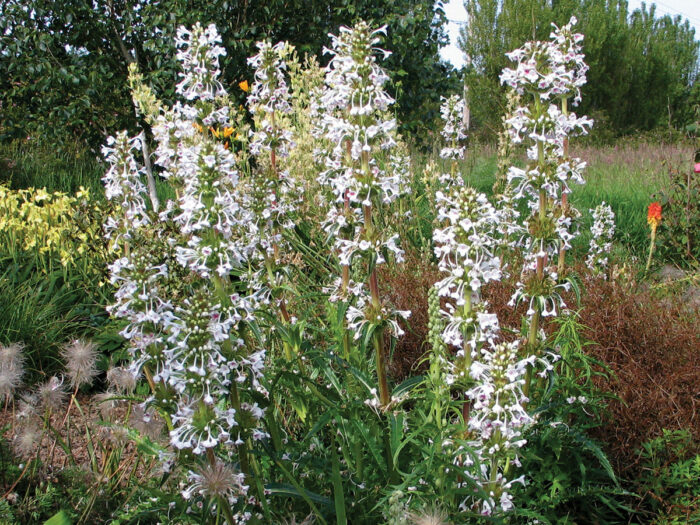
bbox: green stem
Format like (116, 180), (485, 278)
(374, 327), (390, 408)
(645, 227), (657, 273)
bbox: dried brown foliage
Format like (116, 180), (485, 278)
(379, 250), (442, 381)
(381, 253), (699, 475)
(579, 275), (700, 473)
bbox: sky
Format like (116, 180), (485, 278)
(439, 0), (700, 68)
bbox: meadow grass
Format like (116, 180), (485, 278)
(458, 140), (694, 261)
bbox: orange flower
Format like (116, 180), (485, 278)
(192, 122), (204, 133)
(239, 80), (249, 92)
(647, 202), (662, 230)
(222, 126), (234, 138)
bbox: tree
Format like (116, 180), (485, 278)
(459, 0), (700, 138)
(0, 0), (457, 149)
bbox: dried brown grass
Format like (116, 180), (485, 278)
(579, 275), (700, 473)
(382, 254), (699, 474)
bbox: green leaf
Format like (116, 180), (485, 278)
(331, 442), (347, 525)
(266, 483), (331, 506)
(44, 511), (72, 525)
(392, 375), (423, 398)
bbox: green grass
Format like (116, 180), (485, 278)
(0, 140), (104, 194)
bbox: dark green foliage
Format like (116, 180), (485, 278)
(0, 259), (110, 383)
(512, 313), (633, 524)
(634, 430), (700, 524)
(0, 140), (105, 194)
(0, 0), (457, 149)
(460, 0), (699, 139)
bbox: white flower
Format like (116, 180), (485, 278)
(586, 201), (615, 276)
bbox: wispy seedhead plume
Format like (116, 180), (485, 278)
(106, 365), (137, 394)
(61, 339), (99, 389)
(183, 459), (248, 504)
(37, 376), (66, 413)
(94, 391), (120, 422)
(0, 366), (23, 400)
(408, 509), (450, 525)
(13, 423), (42, 459)
(0, 342), (25, 400)
(0, 342), (25, 369)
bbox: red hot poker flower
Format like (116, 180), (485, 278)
(647, 202), (662, 230)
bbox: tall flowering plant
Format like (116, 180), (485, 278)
(439, 94), (468, 181)
(646, 201), (662, 272)
(107, 23), (269, 523)
(246, 40), (300, 350)
(587, 202), (616, 277)
(425, 91), (537, 517)
(318, 22), (410, 408)
(432, 188), (534, 516)
(500, 17), (592, 398)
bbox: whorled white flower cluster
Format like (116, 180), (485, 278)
(318, 22), (409, 336)
(464, 342), (533, 516)
(500, 17), (588, 104)
(439, 94), (468, 162)
(248, 41), (295, 158)
(433, 187), (501, 364)
(501, 17), (593, 317)
(502, 17), (591, 209)
(319, 23), (401, 205)
(586, 201), (615, 276)
(175, 23), (227, 101)
(103, 134), (171, 379)
(172, 138), (254, 279)
(102, 132), (151, 248)
(106, 23), (269, 515)
(246, 39), (299, 268)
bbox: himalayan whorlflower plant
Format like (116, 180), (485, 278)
(246, 40), (299, 337)
(549, 17), (589, 276)
(431, 187), (534, 517)
(319, 22), (410, 408)
(439, 94), (468, 167)
(108, 23), (269, 521)
(500, 17), (592, 399)
(464, 341), (533, 516)
(586, 202), (616, 276)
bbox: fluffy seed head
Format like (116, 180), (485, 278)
(61, 339), (99, 388)
(184, 459), (247, 502)
(37, 376), (66, 413)
(0, 366), (23, 400)
(94, 391), (121, 421)
(13, 423), (42, 459)
(106, 366), (137, 393)
(0, 342), (25, 369)
(409, 509), (450, 525)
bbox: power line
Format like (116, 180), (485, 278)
(644, 0), (700, 26)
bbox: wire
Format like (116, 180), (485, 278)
(644, 0), (700, 27)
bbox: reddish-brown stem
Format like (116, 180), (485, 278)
(279, 297), (292, 323)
